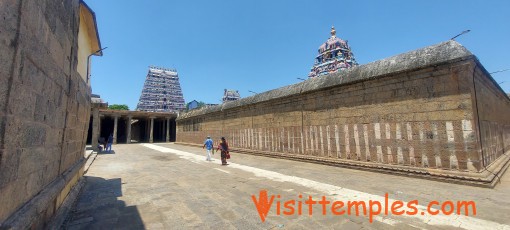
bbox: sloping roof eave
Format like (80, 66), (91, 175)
(79, 0), (102, 56)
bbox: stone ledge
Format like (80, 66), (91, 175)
(0, 157), (86, 229)
(175, 142), (510, 188)
(45, 177), (85, 229)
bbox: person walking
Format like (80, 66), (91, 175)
(203, 136), (214, 161)
(216, 137), (229, 165)
(106, 133), (114, 153)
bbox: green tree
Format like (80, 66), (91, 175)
(108, 104), (129, 110)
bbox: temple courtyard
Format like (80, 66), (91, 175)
(62, 144), (510, 229)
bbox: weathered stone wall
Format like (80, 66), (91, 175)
(472, 66), (510, 167)
(0, 0), (91, 227)
(176, 41), (510, 186)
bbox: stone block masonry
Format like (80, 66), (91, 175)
(176, 41), (510, 187)
(0, 0), (95, 228)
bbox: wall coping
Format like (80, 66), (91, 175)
(178, 40), (476, 120)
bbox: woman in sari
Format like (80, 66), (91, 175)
(216, 137), (229, 165)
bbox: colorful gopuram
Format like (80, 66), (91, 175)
(308, 26), (358, 78)
(136, 66), (185, 112)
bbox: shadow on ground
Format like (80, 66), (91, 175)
(97, 150), (116, 155)
(62, 177), (144, 229)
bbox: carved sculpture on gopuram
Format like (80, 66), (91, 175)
(308, 26), (358, 78)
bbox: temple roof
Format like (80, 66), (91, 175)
(79, 0), (102, 56)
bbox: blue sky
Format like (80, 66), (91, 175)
(86, 0), (510, 110)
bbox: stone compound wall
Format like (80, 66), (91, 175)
(0, 0), (91, 228)
(473, 66), (510, 169)
(176, 41), (510, 187)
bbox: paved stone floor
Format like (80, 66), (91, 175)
(62, 143), (510, 230)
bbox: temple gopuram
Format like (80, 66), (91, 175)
(136, 66), (186, 112)
(308, 26), (358, 78)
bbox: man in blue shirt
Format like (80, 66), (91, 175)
(203, 136), (214, 161)
(106, 134), (114, 153)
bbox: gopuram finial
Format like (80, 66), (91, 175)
(331, 26), (336, 37)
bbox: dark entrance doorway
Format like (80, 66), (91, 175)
(153, 119), (166, 142)
(100, 116), (114, 141)
(86, 115), (93, 145)
(131, 118), (149, 143)
(115, 117), (127, 143)
(170, 119), (176, 142)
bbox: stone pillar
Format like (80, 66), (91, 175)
(91, 107), (100, 151)
(126, 116), (132, 144)
(113, 115), (119, 144)
(99, 114), (103, 140)
(166, 118), (170, 142)
(149, 117), (154, 143)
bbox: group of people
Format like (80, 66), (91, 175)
(203, 136), (230, 165)
(97, 134), (114, 153)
